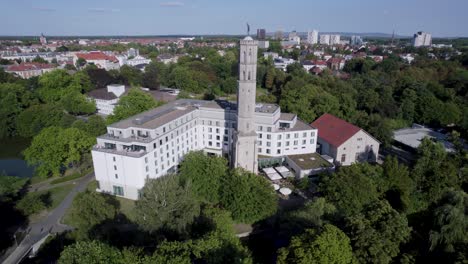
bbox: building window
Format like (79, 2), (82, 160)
(277, 134), (282, 140)
(293, 140), (298, 146)
(277, 149), (281, 154)
(258, 148), (262, 153)
(266, 134), (271, 140)
(258, 126), (263, 131)
(267, 127), (272, 132)
(96, 181), (100, 189)
(341, 154), (346, 163)
(145, 157), (148, 163)
(266, 149), (271, 154)
(286, 141), (290, 146)
(114, 165), (117, 170)
(145, 166), (149, 172)
(355, 152), (360, 161)
(303, 132), (307, 137)
(302, 140), (306, 145)
(311, 131), (315, 137)
(113, 186), (124, 196)
(258, 133), (263, 139)
(115, 174), (118, 179)
(267, 142), (271, 147)
(310, 139), (315, 144)
(286, 134), (290, 139)
(258, 141), (262, 146)
(294, 133), (299, 138)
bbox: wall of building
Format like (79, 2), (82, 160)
(334, 130), (380, 166)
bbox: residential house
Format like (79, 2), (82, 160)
(87, 84), (127, 115)
(74, 51), (120, 70)
(5, 63), (56, 79)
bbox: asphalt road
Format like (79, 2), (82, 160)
(2, 173), (93, 264)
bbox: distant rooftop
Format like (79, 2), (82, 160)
(393, 124), (459, 152)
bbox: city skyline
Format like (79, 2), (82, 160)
(1, 0), (468, 37)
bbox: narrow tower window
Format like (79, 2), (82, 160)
(243, 71), (246, 80)
(243, 51), (247, 63)
(248, 71), (251, 80)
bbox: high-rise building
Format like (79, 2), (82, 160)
(319, 34), (340, 45)
(413, 31), (432, 47)
(350, 35), (363, 46)
(307, 30), (319, 45)
(233, 37), (258, 173)
(275, 30), (283, 40)
(39, 33), (47, 45)
(91, 36), (318, 200)
(257, 29), (266, 40)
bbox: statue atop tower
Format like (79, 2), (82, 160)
(232, 36), (258, 173)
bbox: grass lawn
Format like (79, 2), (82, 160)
(116, 196), (137, 221)
(29, 184), (74, 223)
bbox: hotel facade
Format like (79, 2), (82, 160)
(91, 37), (318, 200)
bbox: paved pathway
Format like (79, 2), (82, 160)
(2, 173), (94, 264)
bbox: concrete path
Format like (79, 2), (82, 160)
(2, 173), (94, 264)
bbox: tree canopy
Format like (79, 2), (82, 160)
(107, 88), (161, 124)
(134, 174), (200, 233)
(219, 168), (277, 224)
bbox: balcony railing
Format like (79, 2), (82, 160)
(93, 145), (147, 158)
(98, 134), (153, 143)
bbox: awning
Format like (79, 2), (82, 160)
(279, 187), (292, 195)
(275, 166), (293, 178)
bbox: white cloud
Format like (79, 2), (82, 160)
(160, 2), (185, 7)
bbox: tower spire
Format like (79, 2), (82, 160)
(233, 36), (258, 173)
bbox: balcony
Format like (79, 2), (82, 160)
(98, 134), (154, 143)
(93, 145), (147, 158)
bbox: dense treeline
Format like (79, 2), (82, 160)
(275, 137), (467, 264)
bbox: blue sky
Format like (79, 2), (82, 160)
(1, 0), (467, 37)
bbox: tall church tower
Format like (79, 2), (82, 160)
(233, 36), (258, 173)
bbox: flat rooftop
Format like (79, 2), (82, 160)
(109, 99), (281, 130)
(393, 126), (455, 152)
(287, 153), (333, 170)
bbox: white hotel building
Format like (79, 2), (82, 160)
(91, 37), (318, 200)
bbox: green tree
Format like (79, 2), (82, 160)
(61, 91), (96, 115)
(220, 169), (277, 224)
(346, 200), (411, 264)
(142, 62), (160, 90)
(382, 156), (414, 212)
(281, 198), (336, 235)
(120, 65), (142, 86)
(429, 190), (467, 253)
(16, 104), (75, 138)
(69, 191), (118, 238)
(179, 151), (227, 204)
(0, 83), (35, 137)
(413, 138), (459, 207)
(59, 240), (123, 264)
(24, 127), (95, 177)
(107, 88), (160, 124)
(319, 163), (381, 216)
(134, 174), (200, 233)
(71, 115), (107, 137)
(277, 224), (355, 264)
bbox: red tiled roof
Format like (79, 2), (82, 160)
(75, 51), (117, 62)
(311, 113), (361, 147)
(7, 63), (55, 72)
